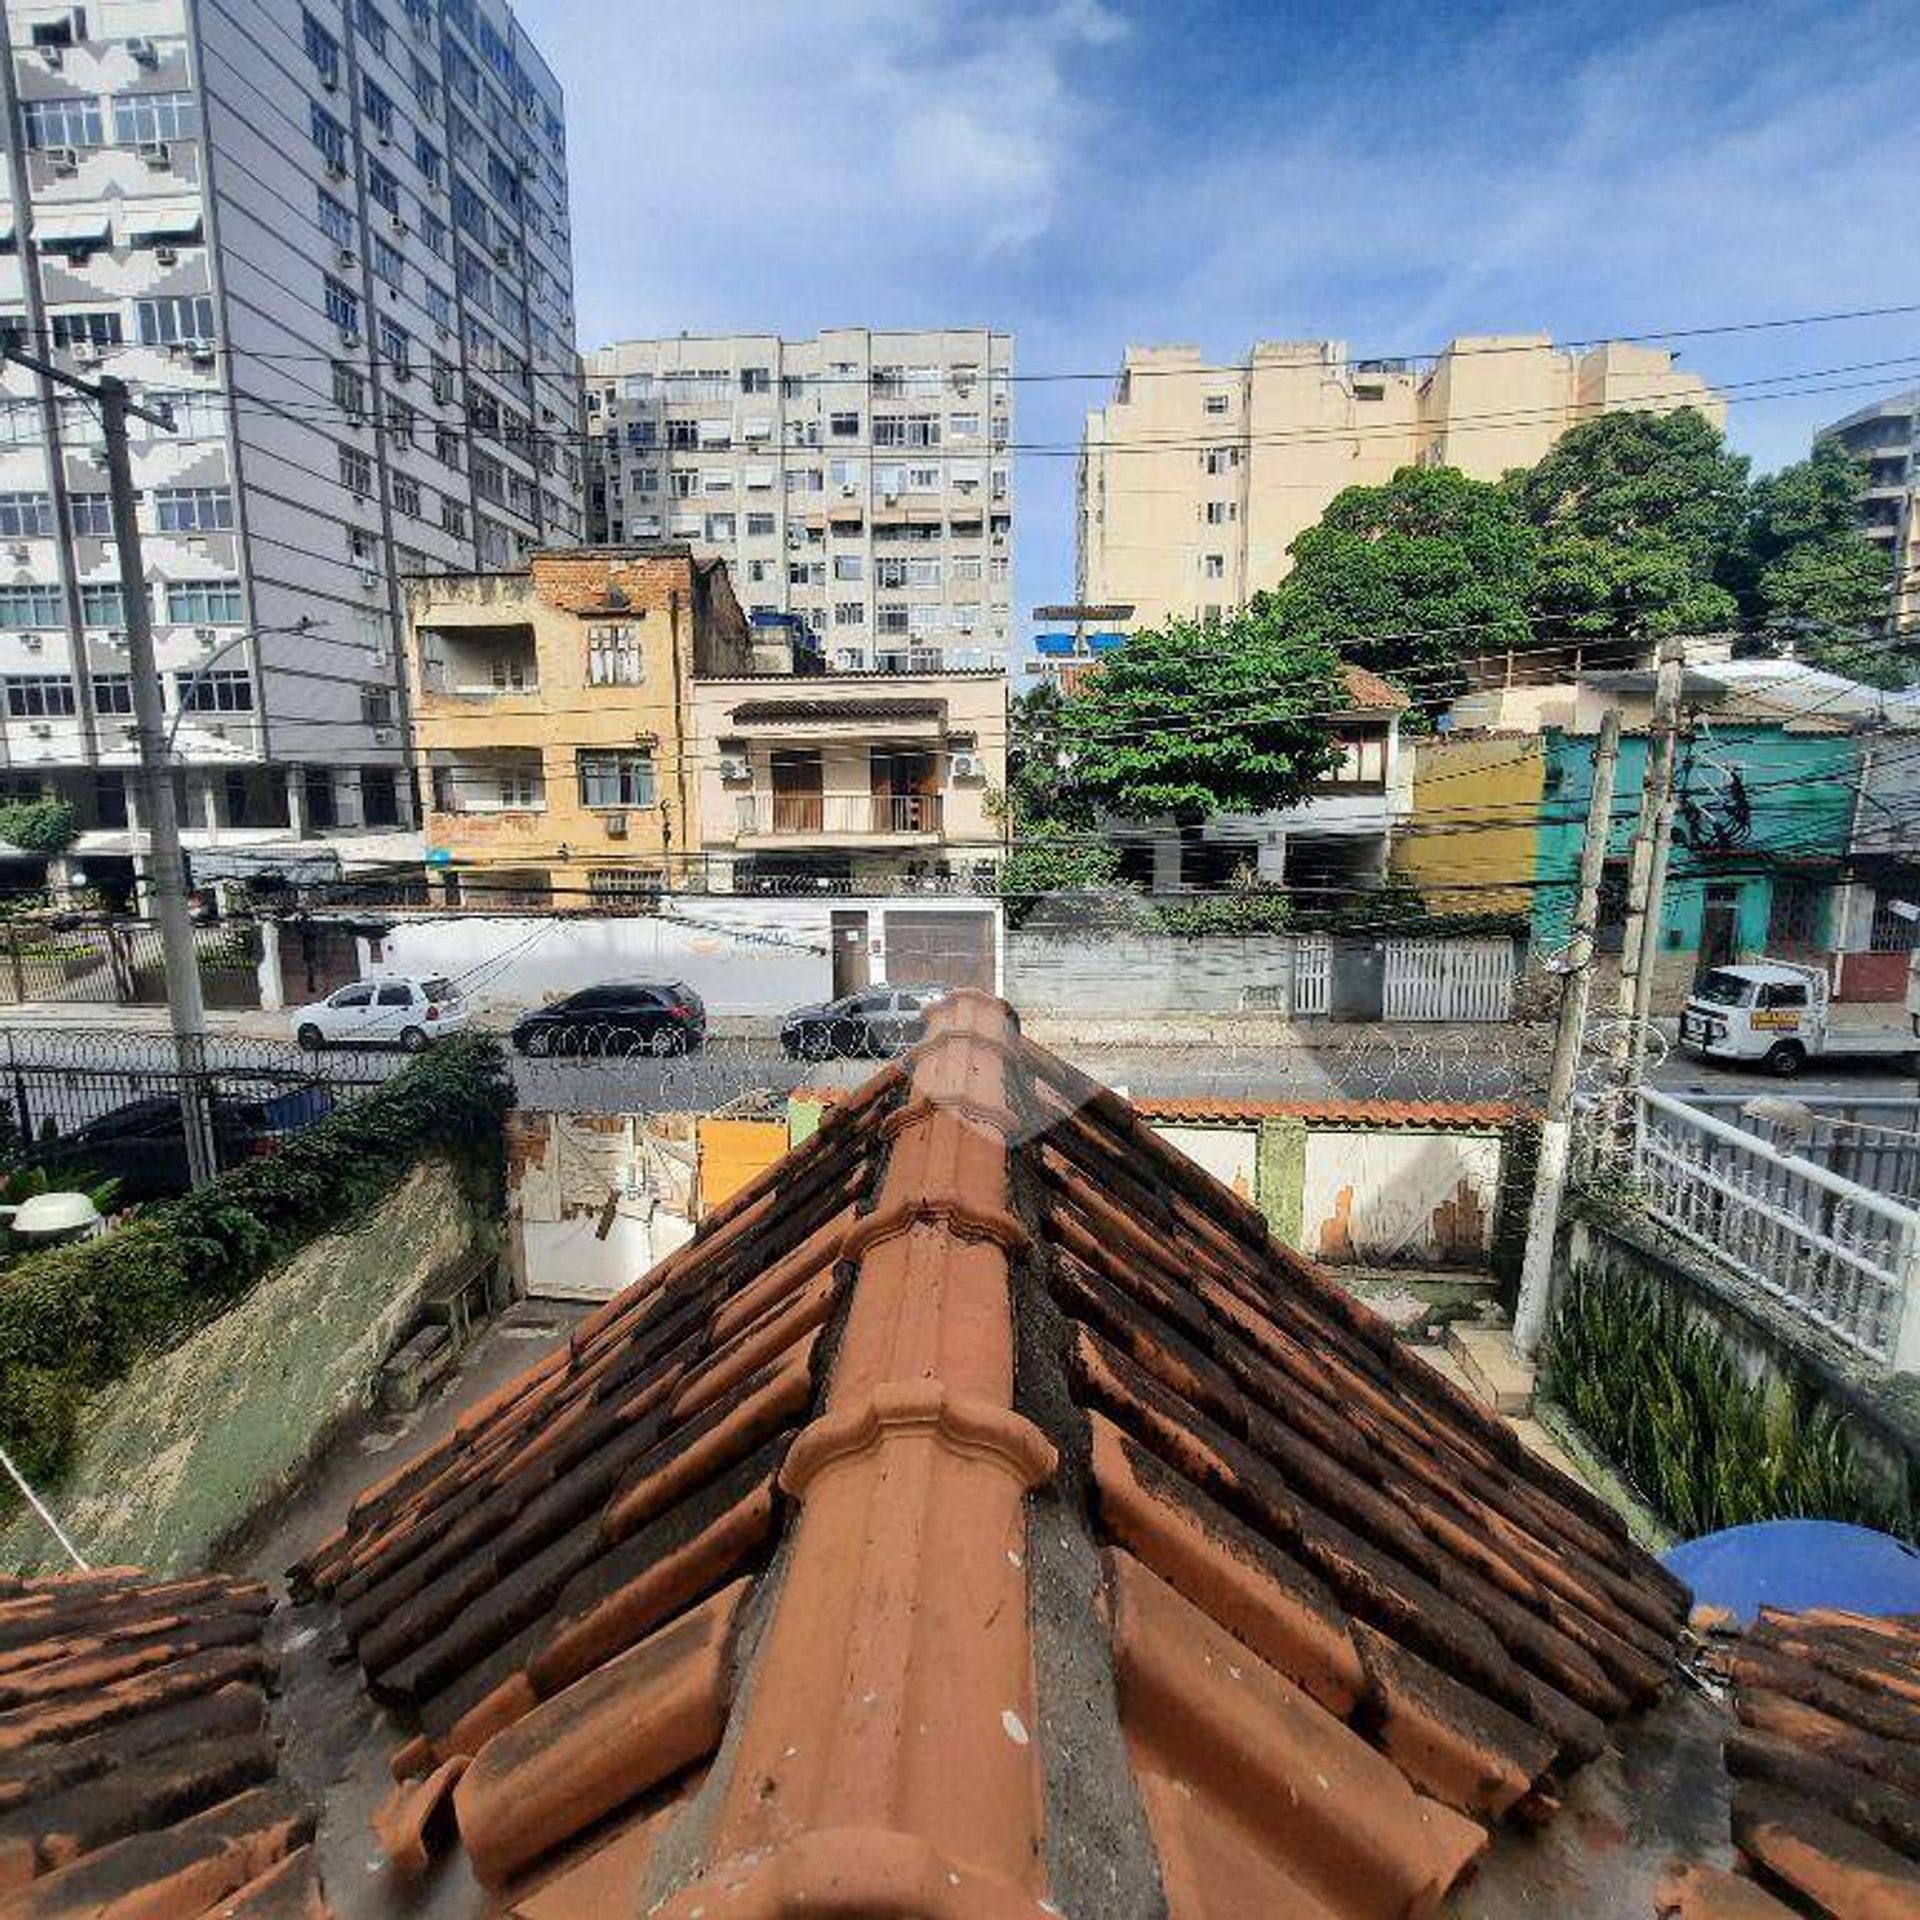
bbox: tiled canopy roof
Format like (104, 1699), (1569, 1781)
(293, 994), (1687, 1917)
(0, 1568), (329, 1918)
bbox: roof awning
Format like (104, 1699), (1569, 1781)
(1088, 631), (1128, 653)
(127, 208), (202, 244)
(32, 213), (111, 251)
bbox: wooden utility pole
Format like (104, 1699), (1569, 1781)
(1513, 710), (1621, 1360)
(1609, 630), (1688, 1100)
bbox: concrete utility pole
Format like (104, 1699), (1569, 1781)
(1609, 630), (1688, 1103)
(1513, 709), (1621, 1361)
(3, 350), (216, 1187)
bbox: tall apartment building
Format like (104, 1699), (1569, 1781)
(582, 329), (1012, 675)
(1816, 388), (1919, 632)
(1077, 335), (1727, 634)
(0, 0), (580, 898)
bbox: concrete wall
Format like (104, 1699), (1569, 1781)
(1006, 931), (1298, 1014)
(1394, 733), (1545, 918)
(0, 1154), (496, 1575)
(365, 895), (1004, 1017)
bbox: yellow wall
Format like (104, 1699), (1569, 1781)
(1391, 734), (1545, 917)
(696, 1117), (789, 1215)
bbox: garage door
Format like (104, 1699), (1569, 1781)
(884, 911), (996, 993)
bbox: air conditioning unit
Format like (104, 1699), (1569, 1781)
(325, 159), (347, 181)
(840, 484), (858, 498)
(139, 141), (171, 169)
(376, 126), (392, 146)
(338, 326), (362, 349)
(194, 626), (218, 647)
(359, 569), (378, 590)
(320, 69), (339, 92)
(372, 725), (393, 743)
(45, 146), (79, 174)
(20, 632), (41, 653)
(602, 812), (627, 838)
(950, 752), (985, 781)
(717, 755), (749, 782)
(10, 545), (29, 564)
(491, 243), (512, 265)
(188, 345), (216, 369)
(389, 211), (408, 235)
(28, 721), (52, 738)
(39, 45), (62, 70)
(126, 36), (159, 66)
(77, 348), (104, 371)
(154, 244), (178, 266)
(336, 246), (357, 271)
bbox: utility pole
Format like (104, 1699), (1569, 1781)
(1513, 709), (1621, 1360)
(4, 349), (216, 1187)
(1609, 629), (1688, 1105)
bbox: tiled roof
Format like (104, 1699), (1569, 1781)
(1342, 662), (1412, 711)
(727, 696), (946, 723)
(0, 1567), (330, 1918)
(1133, 1096), (1527, 1129)
(292, 995), (1686, 1916)
(1718, 1607), (1920, 1916)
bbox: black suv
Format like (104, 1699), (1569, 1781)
(511, 982), (708, 1057)
(780, 985), (953, 1060)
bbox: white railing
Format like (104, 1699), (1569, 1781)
(1633, 1084), (1920, 1371)
(1383, 937), (1515, 1022)
(1293, 935), (1331, 1017)
(733, 791), (944, 838)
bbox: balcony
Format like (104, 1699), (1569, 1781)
(733, 790), (944, 845)
(417, 622), (540, 700)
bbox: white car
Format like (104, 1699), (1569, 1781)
(291, 976), (471, 1051)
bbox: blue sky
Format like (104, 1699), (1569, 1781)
(517, 0), (1920, 633)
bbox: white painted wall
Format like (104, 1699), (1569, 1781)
(1299, 1130), (1503, 1267)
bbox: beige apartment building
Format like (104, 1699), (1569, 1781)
(582, 329), (1013, 673)
(1077, 336), (1727, 632)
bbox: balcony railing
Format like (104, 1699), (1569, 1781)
(734, 791), (944, 838)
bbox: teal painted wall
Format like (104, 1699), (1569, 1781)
(1532, 726), (1861, 959)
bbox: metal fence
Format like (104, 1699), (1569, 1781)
(1681, 1092), (1920, 1210)
(0, 919), (263, 1009)
(1632, 1084), (1920, 1370)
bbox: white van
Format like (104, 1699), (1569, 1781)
(1678, 958), (1920, 1075)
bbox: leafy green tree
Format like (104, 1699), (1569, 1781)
(1514, 408), (1750, 638)
(1056, 603), (1343, 822)
(1734, 441), (1896, 679)
(0, 798), (77, 856)
(1279, 465), (1537, 713)
(998, 681), (1093, 831)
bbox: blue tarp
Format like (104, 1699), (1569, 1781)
(1087, 631), (1129, 652)
(1033, 633), (1076, 657)
(1662, 1519), (1920, 1623)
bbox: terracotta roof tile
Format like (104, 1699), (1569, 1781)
(1716, 1608), (1920, 1918)
(1342, 661), (1413, 710)
(289, 993), (1687, 1915)
(0, 1570), (331, 1917)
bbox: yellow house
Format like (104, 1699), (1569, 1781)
(405, 548), (756, 907)
(1391, 731), (1546, 918)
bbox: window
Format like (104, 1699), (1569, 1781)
(1320, 733), (1388, 789)
(440, 495), (467, 538)
(833, 555), (863, 582)
(92, 675), (134, 716)
(745, 511), (775, 537)
(392, 472), (422, 516)
(51, 310), (121, 351)
(834, 601), (864, 627)
(318, 189), (354, 249)
(830, 411), (860, 438)
(740, 366), (771, 393)
(1203, 500), (1236, 525)
(386, 395), (416, 446)
(705, 512), (734, 541)
(1202, 553), (1225, 579)
(339, 446), (374, 496)
(877, 603), (910, 635)
(113, 92), (197, 144)
(414, 133), (441, 186)
(472, 451), (504, 501)
(136, 296), (215, 346)
(166, 579), (244, 624)
(5, 676), (76, 717)
(372, 234), (405, 289)
(379, 317), (411, 374)
(0, 494), (54, 538)
(578, 750), (655, 808)
(1767, 877), (1828, 948)
(324, 276), (360, 334)
(175, 669), (254, 713)
(361, 77), (395, 138)
(303, 8), (341, 84)
(368, 160), (401, 215)
(310, 103), (348, 172)
(331, 360), (367, 418)
(421, 210), (449, 259)
(435, 424), (461, 467)
(155, 487), (234, 532)
(1203, 394), (1230, 416)
(1201, 446), (1240, 475)
(586, 623), (643, 686)
(360, 683), (394, 728)
(68, 493), (111, 537)
(79, 584), (124, 626)
(0, 583), (62, 626)
(423, 279), (454, 332)
(24, 98), (103, 149)
(1756, 980), (1810, 1012)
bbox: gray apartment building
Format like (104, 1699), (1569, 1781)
(0, 0), (580, 895)
(582, 328), (1012, 674)
(1817, 388), (1919, 634)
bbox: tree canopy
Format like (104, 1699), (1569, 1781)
(1511, 407), (1751, 638)
(1054, 603), (1344, 822)
(1280, 465), (1537, 715)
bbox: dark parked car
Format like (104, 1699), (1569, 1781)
(28, 1084), (336, 1206)
(511, 982), (708, 1057)
(780, 985), (953, 1060)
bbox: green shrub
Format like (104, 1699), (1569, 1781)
(0, 799), (77, 855)
(0, 1034), (513, 1492)
(1544, 1265), (1907, 1539)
